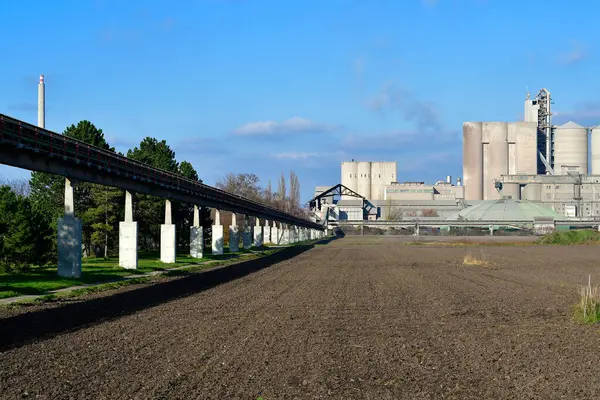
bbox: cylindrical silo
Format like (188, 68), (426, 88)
(483, 122), (508, 200)
(553, 121), (588, 174)
(502, 182), (520, 200)
(357, 162), (372, 198)
(463, 122), (483, 200)
(341, 162), (358, 199)
(523, 183), (541, 201)
(591, 126), (600, 174)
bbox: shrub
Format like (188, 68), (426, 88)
(538, 230), (600, 245)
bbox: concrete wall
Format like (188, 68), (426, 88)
(370, 162), (397, 200)
(515, 122), (538, 174)
(463, 122), (483, 200)
(592, 127), (600, 175)
(483, 122), (508, 200)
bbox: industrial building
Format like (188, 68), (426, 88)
(340, 161), (397, 200)
(312, 88), (600, 227)
(463, 88), (600, 218)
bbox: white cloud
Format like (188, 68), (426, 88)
(272, 151), (346, 160)
(232, 117), (340, 136)
(557, 41), (587, 66)
(366, 82), (445, 134)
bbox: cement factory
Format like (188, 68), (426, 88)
(311, 88), (600, 231)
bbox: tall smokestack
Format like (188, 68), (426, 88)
(38, 74), (45, 128)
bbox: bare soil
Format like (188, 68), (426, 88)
(2, 237), (600, 399)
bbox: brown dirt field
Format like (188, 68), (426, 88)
(2, 237), (600, 399)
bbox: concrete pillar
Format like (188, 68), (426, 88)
(58, 178), (82, 278)
(264, 220), (271, 244)
(281, 224), (290, 245)
(242, 215), (252, 249)
(489, 225), (494, 236)
(271, 222), (280, 245)
(229, 213), (240, 252)
(119, 190), (138, 269)
(190, 205), (203, 258)
(253, 217), (263, 247)
(212, 209), (224, 255)
(160, 200), (176, 263)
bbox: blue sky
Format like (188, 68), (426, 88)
(1, 0), (600, 202)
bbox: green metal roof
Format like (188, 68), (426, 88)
(446, 199), (562, 221)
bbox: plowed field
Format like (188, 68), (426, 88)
(2, 237), (600, 399)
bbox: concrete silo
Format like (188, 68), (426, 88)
(341, 162), (358, 199)
(553, 121), (588, 174)
(483, 122), (508, 200)
(591, 126), (600, 174)
(357, 161), (372, 198)
(463, 122), (483, 200)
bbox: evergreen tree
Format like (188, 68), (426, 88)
(29, 121), (116, 258)
(0, 187), (38, 272)
(127, 138), (179, 250)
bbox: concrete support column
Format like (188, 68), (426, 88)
(253, 217), (263, 247)
(271, 222), (279, 245)
(229, 213), (239, 252)
(264, 220), (271, 244)
(242, 215), (252, 249)
(119, 190), (138, 269)
(160, 200), (176, 263)
(58, 178), (82, 278)
(212, 209), (224, 255)
(489, 225), (494, 236)
(190, 205), (203, 258)
(281, 224), (290, 245)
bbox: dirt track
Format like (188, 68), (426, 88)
(2, 237), (600, 399)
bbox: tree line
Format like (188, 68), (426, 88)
(0, 120), (306, 272)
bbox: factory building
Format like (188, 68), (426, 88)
(496, 174), (600, 218)
(463, 121), (538, 200)
(340, 161), (397, 200)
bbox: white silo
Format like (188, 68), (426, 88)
(483, 122), (508, 200)
(341, 161), (359, 199)
(553, 121), (588, 174)
(463, 122), (483, 200)
(357, 161), (372, 198)
(591, 126), (600, 174)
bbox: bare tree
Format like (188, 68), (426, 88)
(277, 173), (287, 211)
(289, 170), (301, 215)
(0, 178), (31, 197)
(215, 173), (262, 202)
(264, 179), (273, 205)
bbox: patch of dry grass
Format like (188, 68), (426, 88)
(463, 251), (490, 266)
(576, 275), (600, 323)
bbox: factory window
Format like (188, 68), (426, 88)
(349, 174), (352, 178)
(379, 174), (381, 178)
(354, 174), (357, 178)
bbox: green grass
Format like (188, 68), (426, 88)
(0, 249), (254, 299)
(537, 230), (600, 245)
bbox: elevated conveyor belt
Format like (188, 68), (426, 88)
(0, 114), (322, 230)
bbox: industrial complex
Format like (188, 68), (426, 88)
(311, 88), (600, 230)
